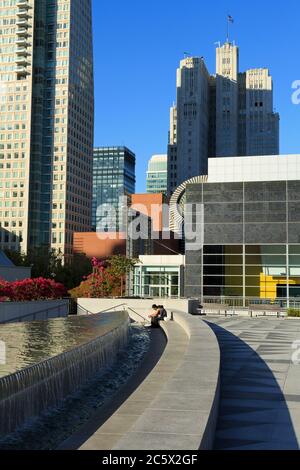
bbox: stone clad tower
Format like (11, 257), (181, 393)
(167, 57), (210, 194)
(167, 42), (280, 194)
(215, 42), (239, 157)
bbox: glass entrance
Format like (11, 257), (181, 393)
(133, 265), (181, 298)
(150, 286), (170, 298)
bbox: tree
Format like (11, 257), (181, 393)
(4, 249), (92, 290)
(54, 254), (92, 290)
(69, 255), (139, 299)
(69, 264), (115, 299)
(4, 247), (62, 278)
(108, 255), (139, 297)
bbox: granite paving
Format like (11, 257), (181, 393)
(206, 317), (300, 450)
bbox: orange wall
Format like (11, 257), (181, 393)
(73, 193), (178, 258)
(73, 232), (126, 259)
(131, 193), (168, 232)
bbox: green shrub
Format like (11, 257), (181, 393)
(287, 308), (300, 318)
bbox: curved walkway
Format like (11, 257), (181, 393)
(206, 317), (300, 450)
(75, 312), (220, 451)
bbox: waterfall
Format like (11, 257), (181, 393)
(0, 312), (129, 437)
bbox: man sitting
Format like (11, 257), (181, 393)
(148, 304), (168, 328)
(148, 304), (160, 328)
(157, 305), (168, 321)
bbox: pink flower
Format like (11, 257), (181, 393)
(1, 277), (67, 301)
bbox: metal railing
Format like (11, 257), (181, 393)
(77, 303), (127, 316)
(77, 302), (147, 324)
(126, 306), (149, 323)
(201, 296), (300, 309)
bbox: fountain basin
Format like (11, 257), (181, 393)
(0, 311), (129, 437)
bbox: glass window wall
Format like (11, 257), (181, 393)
(133, 265), (181, 298)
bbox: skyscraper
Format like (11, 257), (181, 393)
(0, 0), (94, 257)
(168, 57), (210, 194)
(146, 154), (168, 194)
(167, 42), (280, 193)
(92, 147), (136, 232)
(215, 42), (239, 157)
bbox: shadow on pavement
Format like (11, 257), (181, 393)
(206, 321), (299, 450)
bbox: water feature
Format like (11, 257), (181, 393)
(0, 324), (150, 450)
(0, 312), (129, 437)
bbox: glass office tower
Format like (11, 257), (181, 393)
(0, 0), (94, 256)
(92, 147), (136, 231)
(146, 154), (167, 195)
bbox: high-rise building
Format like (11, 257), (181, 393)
(168, 57), (210, 193)
(167, 42), (280, 193)
(241, 68), (280, 156)
(92, 147), (136, 231)
(215, 42), (239, 157)
(146, 154), (168, 194)
(0, 0), (94, 257)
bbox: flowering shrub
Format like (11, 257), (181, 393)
(0, 279), (10, 301)
(91, 257), (107, 269)
(0, 278), (67, 302)
(69, 255), (139, 299)
(69, 266), (117, 299)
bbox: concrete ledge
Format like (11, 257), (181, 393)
(77, 298), (201, 319)
(80, 311), (220, 451)
(0, 299), (69, 324)
(0, 266), (31, 282)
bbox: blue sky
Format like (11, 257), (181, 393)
(93, 0), (300, 193)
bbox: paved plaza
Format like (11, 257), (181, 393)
(206, 317), (300, 450)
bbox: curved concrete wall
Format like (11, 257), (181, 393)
(0, 312), (129, 437)
(79, 310), (220, 451)
(0, 299), (69, 324)
(77, 298), (201, 320)
(166, 312), (221, 450)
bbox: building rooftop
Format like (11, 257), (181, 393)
(150, 154), (168, 162)
(208, 154), (300, 183)
(93, 146), (135, 156)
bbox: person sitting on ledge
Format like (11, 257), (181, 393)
(157, 305), (168, 321)
(148, 305), (168, 327)
(148, 304), (160, 328)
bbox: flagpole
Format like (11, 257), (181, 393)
(227, 15), (234, 43)
(226, 16), (228, 43)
